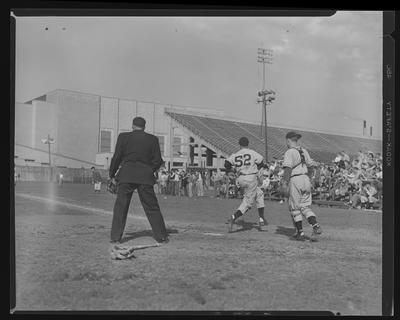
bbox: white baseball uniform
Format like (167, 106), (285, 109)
(226, 148), (264, 213)
(282, 146), (317, 221)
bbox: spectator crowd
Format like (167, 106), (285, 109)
(154, 150), (383, 210)
(255, 150), (382, 210)
(312, 150), (383, 209)
(154, 169), (208, 197)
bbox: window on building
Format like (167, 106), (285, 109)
(173, 136), (183, 156)
(100, 130), (112, 153)
(156, 135), (165, 156)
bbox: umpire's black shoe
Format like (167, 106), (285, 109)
(156, 237), (169, 244)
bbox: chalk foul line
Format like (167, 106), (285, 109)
(15, 193), (148, 221)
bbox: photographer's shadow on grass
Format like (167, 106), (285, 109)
(121, 228), (178, 243)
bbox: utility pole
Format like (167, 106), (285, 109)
(41, 134), (55, 181)
(41, 134), (55, 166)
(257, 48), (274, 162)
(257, 48), (273, 136)
(257, 90), (276, 162)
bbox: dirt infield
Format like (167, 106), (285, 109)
(13, 182), (382, 314)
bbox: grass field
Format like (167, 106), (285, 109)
(12, 182), (382, 314)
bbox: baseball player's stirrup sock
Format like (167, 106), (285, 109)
(232, 210), (243, 221)
(258, 207), (267, 223)
(294, 221), (303, 234)
(307, 216), (319, 228)
(257, 207), (265, 219)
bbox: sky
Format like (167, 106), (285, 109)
(14, 11), (383, 138)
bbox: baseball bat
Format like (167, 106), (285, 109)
(114, 243), (160, 252)
(131, 243), (160, 250)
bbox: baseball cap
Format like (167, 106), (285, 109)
(285, 131), (302, 140)
(132, 117), (146, 128)
(239, 137), (249, 146)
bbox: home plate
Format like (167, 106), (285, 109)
(203, 232), (224, 236)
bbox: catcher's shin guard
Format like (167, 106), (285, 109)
(301, 207), (315, 219)
(290, 210), (302, 222)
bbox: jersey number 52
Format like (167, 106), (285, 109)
(235, 154), (251, 167)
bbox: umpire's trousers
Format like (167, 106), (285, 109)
(111, 183), (168, 242)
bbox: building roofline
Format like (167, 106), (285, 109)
(165, 110), (382, 142)
(30, 88), (224, 116)
(23, 89), (381, 142)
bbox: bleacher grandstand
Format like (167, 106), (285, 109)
(165, 110), (382, 163)
(15, 89), (382, 170)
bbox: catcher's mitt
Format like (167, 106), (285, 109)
(107, 178), (118, 194)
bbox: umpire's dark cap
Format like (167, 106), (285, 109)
(132, 117), (146, 128)
(286, 131), (302, 140)
(239, 137), (249, 146)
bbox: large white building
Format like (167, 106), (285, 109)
(14, 89), (226, 170)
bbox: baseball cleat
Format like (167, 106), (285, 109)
(310, 225), (322, 242)
(258, 218), (268, 231)
(291, 231), (306, 241)
(227, 217), (236, 233)
(313, 225), (322, 234)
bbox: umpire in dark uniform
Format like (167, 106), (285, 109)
(109, 116), (169, 244)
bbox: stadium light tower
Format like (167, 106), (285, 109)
(258, 48), (273, 91)
(257, 48), (274, 162)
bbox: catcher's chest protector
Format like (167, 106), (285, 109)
(298, 148), (306, 165)
(291, 147), (306, 170)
